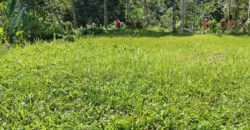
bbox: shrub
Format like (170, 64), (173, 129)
(136, 21), (143, 30)
(209, 19), (219, 33)
(126, 20), (135, 29)
(63, 35), (75, 42)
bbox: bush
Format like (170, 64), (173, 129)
(44, 23), (66, 39)
(63, 35), (75, 42)
(126, 20), (135, 29)
(209, 19), (219, 33)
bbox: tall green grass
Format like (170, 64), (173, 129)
(0, 35), (250, 129)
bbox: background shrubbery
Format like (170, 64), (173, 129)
(0, 0), (250, 44)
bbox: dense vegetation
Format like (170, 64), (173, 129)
(0, 0), (250, 44)
(0, 35), (250, 129)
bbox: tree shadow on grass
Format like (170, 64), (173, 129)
(95, 29), (250, 38)
(226, 32), (250, 36)
(98, 30), (195, 37)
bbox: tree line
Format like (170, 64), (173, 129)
(0, 0), (250, 44)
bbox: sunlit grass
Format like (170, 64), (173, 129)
(0, 35), (249, 129)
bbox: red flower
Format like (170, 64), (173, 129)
(115, 19), (121, 28)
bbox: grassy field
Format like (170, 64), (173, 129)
(0, 35), (250, 129)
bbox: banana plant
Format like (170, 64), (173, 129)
(2, 0), (33, 44)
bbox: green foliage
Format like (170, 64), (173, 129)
(1, 0), (72, 43)
(80, 27), (104, 35)
(66, 0), (125, 27)
(205, 1), (224, 22)
(0, 35), (250, 129)
(0, 2), (6, 23)
(3, 0), (24, 43)
(2, 0), (38, 44)
(209, 19), (220, 33)
(1, 0), (250, 43)
(129, 8), (143, 20)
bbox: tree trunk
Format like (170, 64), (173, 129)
(172, 0), (177, 33)
(234, 0), (240, 20)
(248, 0), (250, 20)
(195, 0), (199, 30)
(180, 0), (185, 32)
(72, 0), (77, 27)
(47, 0), (64, 28)
(248, 0), (250, 32)
(228, 0), (232, 19)
(126, 0), (130, 20)
(142, 0), (148, 23)
(104, 0), (108, 28)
